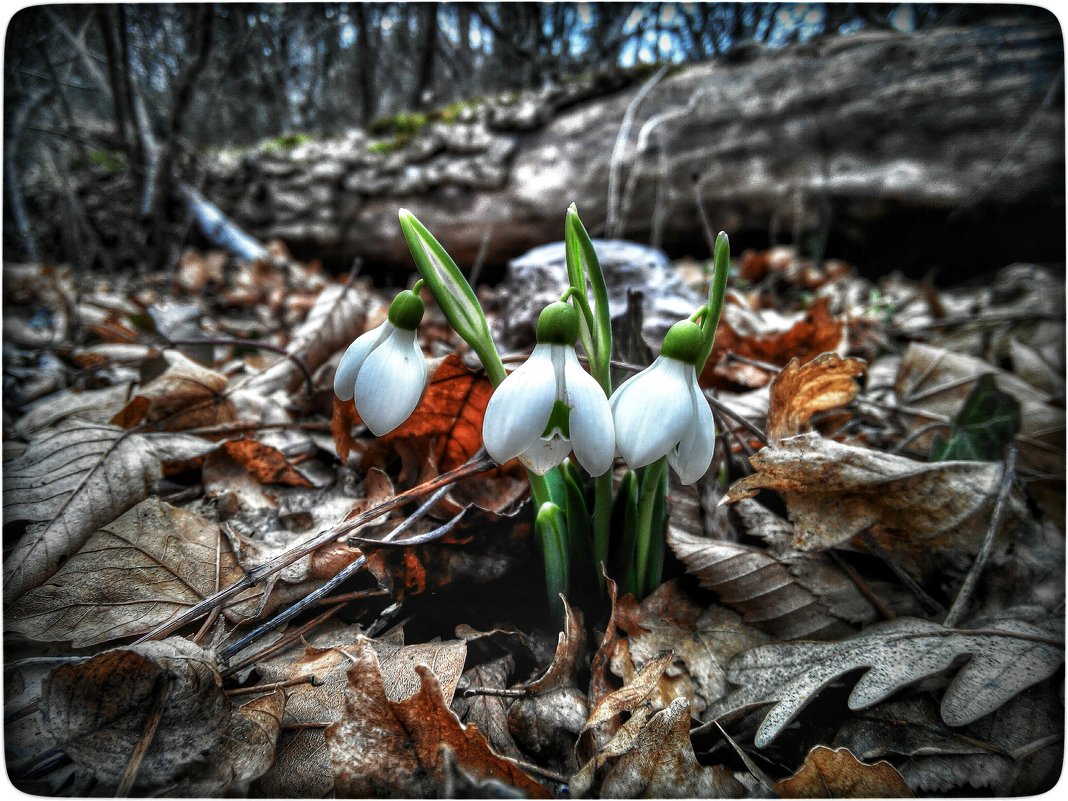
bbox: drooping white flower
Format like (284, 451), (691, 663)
(610, 321), (715, 484)
(333, 289), (427, 436)
(482, 302), (614, 476)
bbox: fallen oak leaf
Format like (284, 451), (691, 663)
(325, 638), (549, 798)
(708, 616), (1063, 749)
(775, 745), (913, 798)
(2, 421), (161, 603)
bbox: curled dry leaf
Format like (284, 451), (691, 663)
(7, 498), (264, 647)
(710, 616), (1063, 748)
(452, 656), (525, 761)
(507, 598), (588, 768)
(324, 638), (549, 798)
(40, 637), (229, 788)
(110, 349), (236, 431)
(2, 421), (161, 603)
(598, 697), (747, 799)
(723, 433), (1022, 567)
(610, 581), (768, 718)
(766, 352), (866, 443)
(775, 745), (913, 798)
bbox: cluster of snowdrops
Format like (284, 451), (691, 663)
(334, 206), (729, 611)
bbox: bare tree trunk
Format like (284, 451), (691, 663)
(4, 89), (49, 262)
(410, 4), (437, 110)
(353, 4), (376, 124)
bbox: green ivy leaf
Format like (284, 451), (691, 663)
(931, 374), (1021, 462)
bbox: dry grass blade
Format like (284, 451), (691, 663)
(3, 421), (161, 603)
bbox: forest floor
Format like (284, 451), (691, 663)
(3, 240), (1064, 797)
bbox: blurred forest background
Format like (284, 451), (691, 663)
(3, 2), (1065, 280)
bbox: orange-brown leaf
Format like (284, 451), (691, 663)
(381, 354), (492, 471)
(776, 746), (913, 798)
(767, 353), (866, 443)
(221, 438), (314, 488)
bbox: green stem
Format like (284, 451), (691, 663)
(592, 471), (613, 591)
(633, 457), (667, 599)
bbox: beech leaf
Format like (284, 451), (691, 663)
(7, 498), (263, 646)
(766, 352), (866, 443)
(711, 616), (1063, 748)
(3, 421), (161, 602)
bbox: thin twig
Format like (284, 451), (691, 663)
(859, 531), (945, 617)
(467, 228), (492, 288)
(219, 478), (462, 661)
(134, 453), (496, 646)
(221, 601), (348, 678)
(944, 450), (1018, 628)
(724, 352), (782, 374)
(462, 686), (530, 699)
(224, 674), (317, 697)
(115, 673), (174, 796)
(827, 550), (896, 621)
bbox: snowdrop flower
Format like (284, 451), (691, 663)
(483, 302), (614, 476)
(333, 288), (427, 435)
(610, 320), (714, 485)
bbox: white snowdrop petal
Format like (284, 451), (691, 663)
(563, 350), (614, 476)
(610, 356), (693, 469)
(354, 328), (427, 435)
(333, 322), (390, 401)
(668, 373), (716, 484)
(519, 435), (573, 475)
(482, 344), (557, 464)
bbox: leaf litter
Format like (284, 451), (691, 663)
(2, 244), (1063, 797)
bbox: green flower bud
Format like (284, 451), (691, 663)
(536, 302), (580, 345)
(387, 289), (425, 331)
(659, 320), (705, 365)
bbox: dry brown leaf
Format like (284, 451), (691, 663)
(220, 437), (315, 487)
(324, 638), (549, 798)
(598, 697), (747, 798)
(175, 248), (226, 295)
(255, 632), (468, 796)
(452, 656), (524, 761)
(703, 296), (844, 389)
(7, 498), (263, 646)
(723, 433), (1022, 567)
(110, 349), (236, 431)
(776, 745), (913, 798)
(667, 507), (887, 639)
(2, 421), (161, 603)
(767, 352), (866, 443)
(379, 353), (492, 471)
(15, 383), (134, 437)
(40, 637), (229, 788)
(176, 689), (286, 796)
(610, 581), (768, 717)
(506, 600), (588, 769)
(331, 394), (362, 463)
